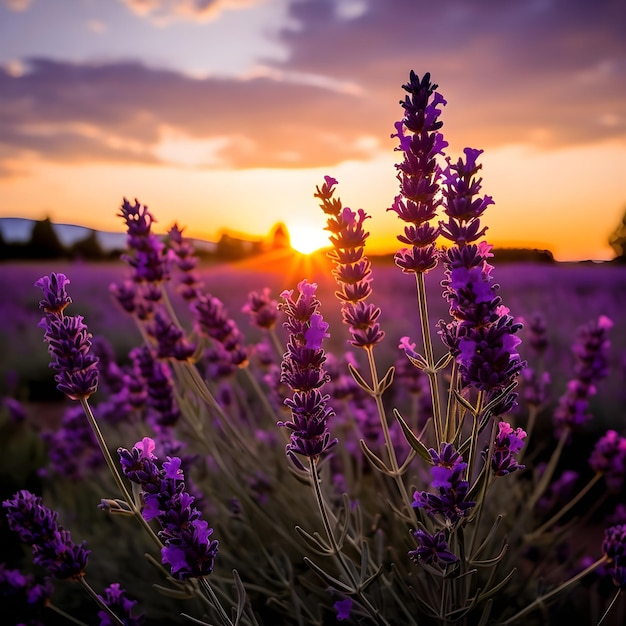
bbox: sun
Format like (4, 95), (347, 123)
(287, 222), (330, 255)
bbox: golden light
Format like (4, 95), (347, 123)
(287, 221), (330, 255)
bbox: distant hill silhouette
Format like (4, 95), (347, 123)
(0, 217), (284, 262)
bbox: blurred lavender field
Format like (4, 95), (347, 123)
(1, 257), (624, 431)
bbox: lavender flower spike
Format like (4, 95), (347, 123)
(3, 490), (90, 580)
(118, 439), (219, 580)
(278, 280), (338, 467)
(34, 272), (72, 315)
(36, 274), (99, 401)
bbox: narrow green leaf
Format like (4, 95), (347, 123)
(359, 439), (392, 473)
(303, 557), (354, 594)
(393, 409), (433, 463)
(152, 584), (195, 600)
(232, 569), (246, 625)
(434, 351), (453, 371)
(347, 362), (374, 394)
(406, 353), (428, 370)
(294, 525), (331, 554)
(476, 568), (517, 602)
(453, 390), (477, 415)
(378, 366), (395, 393)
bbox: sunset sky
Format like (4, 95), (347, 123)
(0, 0), (625, 260)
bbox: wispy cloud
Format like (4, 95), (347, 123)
(0, 0), (624, 180)
(1, 0), (32, 11)
(120, 0), (262, 24)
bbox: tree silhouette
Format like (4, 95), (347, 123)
(70, 229), (104, 260)
(609, 205), (626, 263)
(26, 218), (66, 259)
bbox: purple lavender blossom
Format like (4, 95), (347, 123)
(192, 292), (248, 373)
(413, 444), (475, 524)
(2, 396), (27, 423)
(118, 198), (170, 286)
(98, 583), (144, 626)
(130, 347), (181, 428)
(35, 274), (99, 401)
(0, 564), (53, 621)
(42, 404), (102, 479)
(589, 430), (626, 492)
(315, 177), (384, 348)
(277, 280), (338, 467)
(602, 524), (626, 588)
(168, 223), (203, 301)
(333, 597), (353, 621)
(387, 71), (448, 274)
(438, 241), (524, 396)
(145, 310), (196, 361)
(489, 422), (527, 476)
(34, 272), (72, 315)
(242, 288), (279, 330)
(118, 439), (219, 580)
(408, 528), (458, 567)
(524, 312), (549, 358)
(553, 315), (613, 434)
(3, 491), (90, 580)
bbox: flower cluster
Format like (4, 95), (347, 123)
(130, 346), (181, 429)
(553, 315), (613, 434)
(387, 71), (447, 273)
(192, 292), (248, 375)
(97, 583), (144, 626)
(277, 280), (337, 467)
(413, 443), (475, 525)
(118, 198), (170, 286)
(602, 524), (626, 588)
(589, 430), (626, 492)
(118, 437), (219, 580)
(490, 421), (527, 476)
(3, 490), (90, 580)
(167, 223), (203, 301)
(0, 564), (53, 615)
(408, 528), (458, 568)
(242, 288), (279, 330)
(315, 176), (384, 348)
(35, 273), (99, 401)
(439, 242), (524, 395)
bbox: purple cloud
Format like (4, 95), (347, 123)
(0, 0), (624, 177)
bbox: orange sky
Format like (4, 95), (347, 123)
(0, 0), (625, 261)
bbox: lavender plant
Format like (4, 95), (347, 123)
(2, 70), (625, 626)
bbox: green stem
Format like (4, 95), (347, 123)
(500, 556), (608, 624)
(198, 577), (235, 626)
(79, 398), (162, 549)
(444, 359), (460, 443)
(465, 392), (485, 482)
(527, 427), (570, 511)
(241, 366), (278, 426)
(47, 603), (89, 626)
(77, 577), (125, 626)
(526, 472), (603, 541)
(415, 272), (443, 443)
(365, 346), (416, 524)
(309, 458), (390, 626)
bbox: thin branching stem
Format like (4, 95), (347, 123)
(415, 272), (444, 443)
(79, 398), (162, 549)
(198, 577), (236, 626)
(526, 471), (603, 541)
(309, 458), (390, 626)
(77, 577), (125, 626)
(500, 556), (608, 625)
(364, 346), (417, 524)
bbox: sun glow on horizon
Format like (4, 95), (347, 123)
(287, 221), (331, 255)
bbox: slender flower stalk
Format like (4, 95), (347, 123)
(386, 71), (449, 441)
